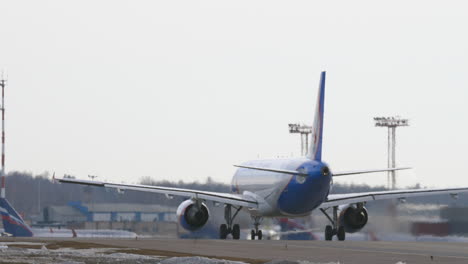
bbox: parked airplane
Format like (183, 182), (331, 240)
(59, 71), (468, 241)
(0, 197), (137, 238)
(0, 198), (33, 237)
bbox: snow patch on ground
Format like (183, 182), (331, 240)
(0, 246), (249, 264)
(0, 246), (162, 264)
(1, 242), (46, 246)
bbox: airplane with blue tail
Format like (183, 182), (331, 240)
(0, 197), (33, 237)
(59, 71), (468, 241)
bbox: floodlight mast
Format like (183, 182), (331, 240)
(288, 123), (313, 156)
(374, 116), (409, 189)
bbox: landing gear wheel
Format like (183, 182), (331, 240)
(321, 206), (346, 241)
(251, 229), (256, 240)
(232, 224), (240, 240)
(325, 225), (333, 241)
(220, 224), (228, 239)
(337, 226), (345, 241)
(257, 230), (263, 240)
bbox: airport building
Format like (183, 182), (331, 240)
(39, 201), (178, 236)
(43, 201), (176, 223)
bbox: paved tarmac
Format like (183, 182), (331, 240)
(3, 237), (468, 263)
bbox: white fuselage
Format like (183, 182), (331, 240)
(231, 158), (332, 217)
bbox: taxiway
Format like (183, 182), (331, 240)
(2, 237), (468, 263)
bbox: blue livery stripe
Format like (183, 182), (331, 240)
(0, 198), (33, 237)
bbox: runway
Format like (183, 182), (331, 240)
(2, 237), (468, 263)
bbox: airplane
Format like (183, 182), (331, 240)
(0, 197), (34, 237)
(59, 71), (468, 241)
(0, 197), (137, 238)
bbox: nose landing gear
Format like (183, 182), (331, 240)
(320, 206), (346, 241)
(250, 216), (263, 240)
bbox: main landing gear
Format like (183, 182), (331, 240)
(250, 216), (263, 240)
(320, 206), (345, 241)
(219, 204), (242, 240)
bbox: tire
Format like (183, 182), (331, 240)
(251, 229), (256, 240)
(337, 226), (345, 241)
(325, 225), (333, 241)
(232, 224), (240, 240)
(257, 230), (263, 240)
(220, 224), (228, 239)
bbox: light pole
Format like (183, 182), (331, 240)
(374, 116), (409, 189)
(288, 123), (313, 156)
(88, 175), (98, 220)
(0, 76), (6, 199)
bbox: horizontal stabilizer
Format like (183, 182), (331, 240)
(234, 165), (309, 177)
(333, 167), (411, 177)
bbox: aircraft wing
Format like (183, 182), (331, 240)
(58, 178), (258, 208)
(319, 187), (468, 208)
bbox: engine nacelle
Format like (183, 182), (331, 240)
(338, 204), (368, 233)
(176, 199), (210, 231)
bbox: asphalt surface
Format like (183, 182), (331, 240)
(3, 237), (468, 263)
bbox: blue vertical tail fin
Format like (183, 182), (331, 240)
(0, 198), (33, 237)
(306, 71), (326, 161)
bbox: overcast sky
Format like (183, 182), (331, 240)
(1, 0), (467, 188)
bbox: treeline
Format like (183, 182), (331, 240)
(3, 171), (467, 220)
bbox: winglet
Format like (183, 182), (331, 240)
(307, 71), (326, 161)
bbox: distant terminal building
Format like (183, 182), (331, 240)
(42, 204), (86, 225)
(398, 204), (468, 237)
(440, 206), (468, 235)
(66, 201), (177, 222)
(39, 201), (178, 236)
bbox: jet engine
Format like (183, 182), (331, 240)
(176, 199), (210, 231)
(338, 204), (368, 233)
